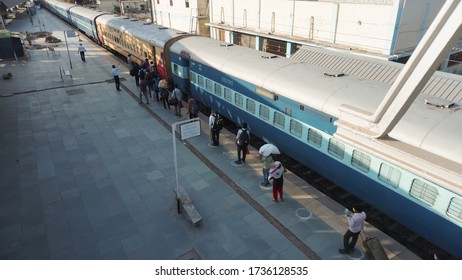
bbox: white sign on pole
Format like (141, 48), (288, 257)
(180, 120), (201, 140)
(172, 118), (201, 200)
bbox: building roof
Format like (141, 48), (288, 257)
(1, 0), (26, 9)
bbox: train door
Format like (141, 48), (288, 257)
(171, 54), (190, 94)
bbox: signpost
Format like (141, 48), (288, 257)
(171, 118), (201, 219)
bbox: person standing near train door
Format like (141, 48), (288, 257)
(235, 122), (250, 164)
(77, 43), (86, 62)
(209, 110), (222, 146)
(339, 205), (367, 254)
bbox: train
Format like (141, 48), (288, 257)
(40, 0), (462, 259)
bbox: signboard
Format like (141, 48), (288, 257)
(66, 31), (76, 37)
(180, 120), (201, 140)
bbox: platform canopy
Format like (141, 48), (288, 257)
(0, 0), (28, 9)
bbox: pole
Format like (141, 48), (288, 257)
(172, 122), (179, 201)
(171, 118), (201, 214)
(64, 31), (73, 69)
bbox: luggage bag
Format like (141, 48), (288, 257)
(361, 235), (388, 260)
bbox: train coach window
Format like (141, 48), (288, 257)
(206, 79), (213, 92)
(259, 105), (270, 121)
(351, 150), (371, 173)
(235, 93), (244, 108)
(289, 119), (302, 138)
(214, 84), (222, 97)
(307, 128), (322, 148)
(224, 88), (232, 102)
(190, 72), (197, 84)
(246, 99), (256, 114)
(198, 75), (205, 88)
(328, 138), (344, 159)
(447, 197), (462, 221)
(273, 111), (285, 129)
(378, 163), (401, 188)
(409, 179), (438, 206)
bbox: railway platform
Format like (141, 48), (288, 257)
(0, 7), (420, 260)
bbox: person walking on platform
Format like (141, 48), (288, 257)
(111, 64), (122, 91)
(234, 122), (250, 165)
(269, 161), (284, 202)
(339, 205), (367, 254)
(209, 110), (222, 146)
(77, 43), (86, 62)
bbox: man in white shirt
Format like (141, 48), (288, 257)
(77, 43), (86, 62)
(339, 205), (367, 254)
(111, 64), (122, 91)
(208, 110), (220, 146)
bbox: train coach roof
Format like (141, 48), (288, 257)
(47, 0), (75, 9)
(69, 6), (107, 19)
(96, 15), (185, 47)
(171, 36), (388, 116)
(172, 36), (462, 167)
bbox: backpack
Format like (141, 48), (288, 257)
(191, 100), (199, 114)
(213, 114), (223, 131)
(237, 128), (249, 146)
(138, 69), (146, 80)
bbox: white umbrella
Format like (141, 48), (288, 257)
(259, 143), (280, 157)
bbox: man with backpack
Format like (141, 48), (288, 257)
(235, 122), (250, 164)
(209, 110), (222, 146)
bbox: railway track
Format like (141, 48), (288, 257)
(222, 118), (455, 260)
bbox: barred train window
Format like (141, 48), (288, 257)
(328, 138), (344, 159)
(214, 84), (222, 97)
(205, 79), (213, 92)
(378, 163), (401, 188)
(289, 119), (302, 138)
(259, 105), (270, 121)
(224, 88), (232, 102)
(409, 179), (438, 206)
(351, 150), (371, 173)
(246, 99), (256, 114)
(198, 75), (204, 88)
(273, 111), (285, 129)
(173, 64), (179, 75)
(447, 197), (462, 221)
(307, 128), (322, 148)
(190, 72), (197, 84)
(235, 93), (244, 108)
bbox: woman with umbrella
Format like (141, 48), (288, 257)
(259, 144), (279, 186)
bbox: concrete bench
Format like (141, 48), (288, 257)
(60, 65), (72, 82)
(175, 186), (203, 225)
(47, 46), (60, 58)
